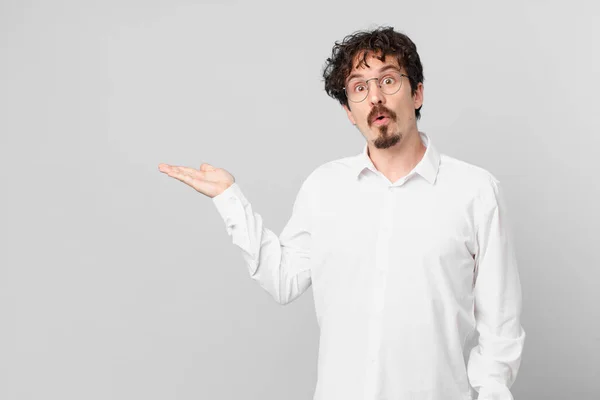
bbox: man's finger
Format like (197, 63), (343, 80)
(167, 166), (206, 184)
(162, 165), (191, 177)
(170, 165), (194, 174)
(169, 169), (194, 186)
(200, 163), (215, 172)
(158, 163), (171, 172)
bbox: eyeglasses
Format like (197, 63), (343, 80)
(344, 70), (408, 103)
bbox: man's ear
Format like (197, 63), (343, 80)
(413, 82), (424, 111)
(343, 104), (357, 125)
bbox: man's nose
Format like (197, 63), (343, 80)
(367, 80), (385, 105)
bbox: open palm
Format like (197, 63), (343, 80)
(158, 162), (235, 198)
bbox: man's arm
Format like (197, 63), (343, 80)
(212, 176), (314, 305)
(467, 177), (526, 400)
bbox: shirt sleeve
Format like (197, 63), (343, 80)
(211, 177), (314, 305)
(467, 177), (526, 400)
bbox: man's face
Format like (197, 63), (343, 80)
(343, 52), (423, 149)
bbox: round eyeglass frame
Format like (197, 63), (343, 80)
(344, 73), (409, 103)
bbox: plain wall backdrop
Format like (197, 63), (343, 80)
(1, 0), (599, 399)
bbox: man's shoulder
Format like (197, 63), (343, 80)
(302, 154), (358, 184)
(437, 153), (500, 196)
(439, 154), (498, 185)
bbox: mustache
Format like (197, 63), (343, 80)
(367, 105), (397, 126)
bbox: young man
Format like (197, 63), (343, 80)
(158, 26), (526, 400)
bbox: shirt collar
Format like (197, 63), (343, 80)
(354, 131), (441, 185)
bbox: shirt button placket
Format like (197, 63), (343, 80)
(364, 186), (395, 400)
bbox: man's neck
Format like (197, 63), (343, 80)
(367, 130), (426, 184)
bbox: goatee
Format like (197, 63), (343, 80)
(373, 125), (402, 149)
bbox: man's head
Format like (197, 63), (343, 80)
(322, 27), (424, 149)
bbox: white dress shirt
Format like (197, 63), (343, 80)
(212, 131), (526, 400)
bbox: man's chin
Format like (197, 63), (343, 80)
(373, 133), (401, 149)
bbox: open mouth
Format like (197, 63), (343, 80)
(372, 115), (390, 125)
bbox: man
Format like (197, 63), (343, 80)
(158, 26), (526, 400)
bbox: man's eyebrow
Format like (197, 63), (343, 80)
(345, 65), (402, 83)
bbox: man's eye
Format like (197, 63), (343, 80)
(382, 77), (395, 85)
(354, 85), (366, 93)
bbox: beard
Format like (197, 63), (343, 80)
(367, 104), (402, 149)
(373, 124), (402, 149)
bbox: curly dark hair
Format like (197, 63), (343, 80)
(322, 26), (424, 120)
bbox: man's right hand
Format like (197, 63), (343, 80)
(158, 162), (235, 198)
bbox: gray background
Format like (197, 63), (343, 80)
(1, 0), (599, 399)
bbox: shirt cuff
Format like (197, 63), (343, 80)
(212, 182), (247, 221)
(476, 380), (514, 400)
